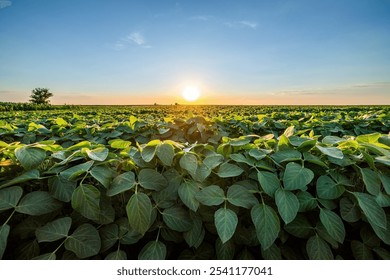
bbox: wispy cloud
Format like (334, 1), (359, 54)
(0, 0), (12, 9)
(113, 32), (151, 51)
(224, 20), (258, 30)
(190, 15), (215, 21)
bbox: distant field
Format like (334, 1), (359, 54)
(1, 105), (389, 260)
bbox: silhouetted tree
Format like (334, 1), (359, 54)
(29, 88), (53, 105)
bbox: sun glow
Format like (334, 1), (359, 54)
(181, 86), (201, 102)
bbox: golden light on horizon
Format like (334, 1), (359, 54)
(181, 86), (201, 102)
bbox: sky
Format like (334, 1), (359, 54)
(0, 0), (389, 105)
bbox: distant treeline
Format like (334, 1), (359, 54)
(0, 102), (78, 111)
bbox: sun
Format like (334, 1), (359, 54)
(181, 86), (201, 102)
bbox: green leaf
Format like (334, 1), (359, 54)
(48, 175), (76, 202)
(126, 192), (152, 235)
(261, 243), (282, 260)
(109, 139), (131, 149)
(283, 162), (314, 191)
(36, 217), (72, 242)
(194, 163), (212, 182)
(306, 235), (333, 260)
(257, 171), (280, 197)
(64, 224), (101, 259)
(16, 191), (62, 215)
(351, 240), (373, 260)
(107, 171), (136, 196)
(195, 185), (225, 206)
(215, 208), (238, 243)
(90, 165), (115, 188)
(71, 184), (100, 220)
(319, 208), (345, 243)
(340, 196), (361, 223)
(356, 133), (381, 144)
(353, 192), (387, 229)
(216, 239), (235, 260)
(138, 169), (167, 191)
(60, 161), (94, 180)
(296, 191), (317, 212)
(316, 175), (345, 199)
(360, 168), (381, 196)
(141, 145), (156, 162)
(85, 147), (109, 162)
(0, 225), (10, 259)
(15, 146), (46, 170)
(180, 153), (198, 176)
(217, 162), (243, 178)
(178, 180), (200, 211)
(373, 247), (390, 260)
(316, 145), (344, 159)
(227, 184), (258, 209)
(105, 250), (127, 260)
(275, 188), (299, 224)
(379, 173), (390, 195)
(251, 204), (280, 250)
(100, 224), (119, 252)
(203, 154), (224, 169)
(0, 186), (23, 211)
(156, 143), (175, 166)
(0, 169), (40, 189)
(183, 214), (204, 248)
(138, 241), (167, 260)
(271, 150), (301, 163)
(162, 206), (193, 232)
(248, 149), (269, 160)
(32, 253), (56, 260)
(285, 214), (314, 238)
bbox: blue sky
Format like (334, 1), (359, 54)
(0, 0), (389, 105)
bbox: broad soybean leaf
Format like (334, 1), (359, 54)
(156, 143), (175, 166)
(316, 175), (345, 200)
(141, 145), (156, 162)
(126, 192), (152, 235)
(138, 169), (167, 191)
(340, 197), (361, 223)
(0, 186), (23, 211)
(360, 168), (381, 196)
(162, 206), (193, 232)
(261, 243), (282, 260)
(194, 163), (211, 182)
(36, 217), (72, 243)
(353, 192), (387, 229)
(32, 253), (56, 260)
(15, 146), (46, 170)
(275, 188), (299, 224)
(107, 171), (136, 196)
(351, 240), (373, 260)
(215, 208), (238, 243)
(183, 214), (204, 248)
(60, 161), (94, 181)
(65, 224), (101, 259)
(379, 173), (390, 195)
(285, 214), (314, 238)
(16, 191), (62, 215)
(180, 153), (198, 176)
(216, 239), (235, 260)
(271, 149), (301, 163)
(178, 180), (200, 211)
(48, 175), (76, 202)
(296, 191), (317, 212)
(283, 162), (314, 191)
(90, 165), (115, 189)
(86, 147), (109, 162)
(306, 235), (333, 260)
(257, 171), (280, 197)
(203, 154), (224, 169)
(217, 162), (243, 178)
(100, 224), (119, 252)
(105, 250), (127, 260)
(316, 145), (344, 159)
(138, 241), (167, 260)
(227, 184), (258, 209)
(109, 139), (131, 149)
(0, 225), (10, 259)
(319, 208), (345, 243)
(195, 185), (225, 206)
(71, 184), (100, 220)
(0, 169), (40, 189)
(251, 204), (280, 250)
